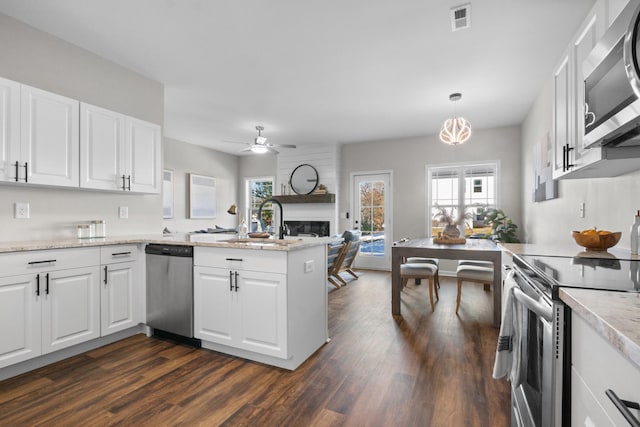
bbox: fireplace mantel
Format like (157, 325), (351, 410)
(272, 194), (335, 204)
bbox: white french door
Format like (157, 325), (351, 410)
(352, 172), (392, 270)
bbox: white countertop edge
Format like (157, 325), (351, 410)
(560, 288), (640, 371)
(0, 234), (331, 253)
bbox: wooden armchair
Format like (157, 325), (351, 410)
(327, 242), (347, 288)
(330, 240), (361, 287)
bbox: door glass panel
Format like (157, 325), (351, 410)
(358, 179), (385, 256)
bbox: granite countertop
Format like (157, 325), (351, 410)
(0, 233), (331, 253)
(500, 243), (640, 261)
(560, 288), (640, 370)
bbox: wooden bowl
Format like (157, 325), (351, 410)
(248, 232), (270, 238)
(572, 231), (621, 251)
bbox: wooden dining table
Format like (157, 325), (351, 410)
(391, 238), (502, 326)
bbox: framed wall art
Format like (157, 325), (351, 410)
(189, 173), (217, 219)
(162, 169), (174, 218)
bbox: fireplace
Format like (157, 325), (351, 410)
(285, 221), (330, 237)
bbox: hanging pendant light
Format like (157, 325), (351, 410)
(439, 92), (471, 145)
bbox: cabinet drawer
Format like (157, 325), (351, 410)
(100, 244), (138, 264)
(0, 247), (100, 277)
(572, 313), (640, 425)
(194, 247), (286, 273)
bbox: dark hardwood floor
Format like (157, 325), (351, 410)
(0, 271), (510, 426)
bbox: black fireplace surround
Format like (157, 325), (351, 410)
(284, 221), (330, 237)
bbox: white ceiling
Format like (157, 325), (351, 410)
(0, 0), (594, 154)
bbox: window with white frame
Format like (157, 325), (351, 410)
(245, 177), (273, 232)
(427, 162), (498, 237)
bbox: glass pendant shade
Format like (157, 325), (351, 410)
(439, 116), (471, 145)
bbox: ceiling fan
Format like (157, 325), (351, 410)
(226, 126), (296, 154)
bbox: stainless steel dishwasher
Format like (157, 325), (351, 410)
(145, 244), (200, 346)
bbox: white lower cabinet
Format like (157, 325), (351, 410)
(101, 261), (137, 336)
(100, 245), (140, 336)
(193, 245), (327, 370)
(194, 266), (287, 359)
(0, 274), (41, 368)
(571, 312), (640, 426)
(0, 265), (101, 368)
(0, 246), (144, 371)
(42, 266), (101, 354)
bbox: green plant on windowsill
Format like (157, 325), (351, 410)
(483, 208), (520, 243)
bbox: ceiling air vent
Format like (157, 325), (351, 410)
(451, 3), (471, 32)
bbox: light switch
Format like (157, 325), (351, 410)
(579, 202), (585, 218)
(119, 206), (129, 219)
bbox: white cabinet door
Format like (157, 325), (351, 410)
(41, 266), (100, 354)
(21, 85), (79, 187)
(0, 274), (41, 368)
(194, 265), (287, 358)
(552, 3), (605, 179)
(237, 270), (287, 358)
(124, 117), (160, 194)
(0, 77), (21, 183)
(101, 261), (138, 335)
(194, 266), (236, 345)
(552, 52), (572, 179)
(80, 103), (125, 191)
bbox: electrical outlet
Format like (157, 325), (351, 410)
(304, 260), (314, 273)
(14, 202), (30, 219)
(119, 206), (128, 219)
(579, 202), (585, 218)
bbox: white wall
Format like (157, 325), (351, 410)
(162, 138), (240, 233)
(0, 13), (164, 242)
(521, 80), (640, 248)
(339, 127), (523, 241)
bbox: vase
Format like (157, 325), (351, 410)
(443, 224), (460, 238)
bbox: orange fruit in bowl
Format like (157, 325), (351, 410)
(598, 230), (611, 235)
(581, 229), (597, 235)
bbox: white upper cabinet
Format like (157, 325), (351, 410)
(0, 77), (20, 183)
(81, 103), (161, 193)
(124, 117), (161, 194)
(80, 103), (125, 191)
(21, 85), (80, 187)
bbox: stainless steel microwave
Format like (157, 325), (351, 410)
(583, 0), (640, 148)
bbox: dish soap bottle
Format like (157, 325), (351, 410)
(239, 217), (248, 238)
(631, 210), (640, 255)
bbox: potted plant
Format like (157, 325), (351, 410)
(484, 208), (520, 243)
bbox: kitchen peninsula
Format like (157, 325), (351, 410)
(0, 234), (329, 380)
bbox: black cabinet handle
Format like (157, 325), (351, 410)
(127, 175), (131, 191)
(24, 162), (28, 183)
(14, 161), (19, 182)
(121, 174), (127, 191)
(28, 259), (56, 265)
(225, 258), (243, 262)
(566, 144), (575, 170)
(606, 389), (640, 427)
(104, 265), (108, 285)
(229, 270), (233, 291)
(45, 273), (50, 295)
(234, 271), (239, 291)
(36, 274), (40, 296)
(111, 251), (132, 257)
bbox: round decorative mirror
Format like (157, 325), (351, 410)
(290, 164), (319, 195)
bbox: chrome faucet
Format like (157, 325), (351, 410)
(257, 198), (288, 240)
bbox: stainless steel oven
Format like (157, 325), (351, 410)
(506, 268), (564, 427)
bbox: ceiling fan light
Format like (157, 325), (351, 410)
(255, 136), (267, 144)
(250, 145), (268, 154)
(439, 117), (471, 145)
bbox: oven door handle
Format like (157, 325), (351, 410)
(513, 287), (553, 323)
